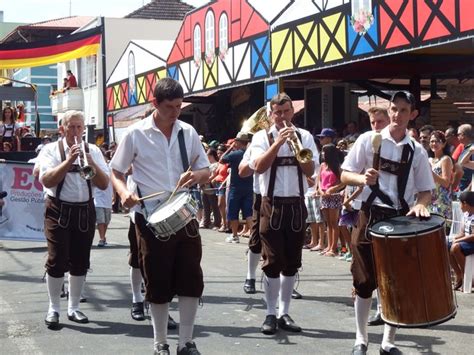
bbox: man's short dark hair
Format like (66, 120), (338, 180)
(270, 92), (293, 109)
(419, 124), (435, 134)
(153, 78), (184, 103)
(459, 191), (474, 207)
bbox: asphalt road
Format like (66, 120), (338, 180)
(1, 213), (473, 354)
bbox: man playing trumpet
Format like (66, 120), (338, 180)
(39, 110), (109, 328)
(250, 93), (318, 334)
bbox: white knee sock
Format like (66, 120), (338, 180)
(263, 275), (280, 316)
(46, 274), (64, 313)
(354, 295), (372, 346)
(247, 251), (261, 280)
(150, 302), (169, 347)
(278, 275), (296, 317)
(381, 324), (397, 351)
(178, 296), (199, 350)
(68, 274), (85, 314)
(130, 268), (144, 303)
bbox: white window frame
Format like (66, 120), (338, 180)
(193, 25), (202, 64)
(205, 10), (215, 59)
(219, 13), (228, 55)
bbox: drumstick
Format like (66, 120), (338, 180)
(372, 132), (382, 170)
(167, 155), (200, 203)
(137, 191), (166, 202)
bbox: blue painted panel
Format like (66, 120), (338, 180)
(265, 82), (278, 102)
(347, 7), (378, 56)
(167, 66), (179, 80)
(31, 65), (57, 77)
(252, 35), (270, 78)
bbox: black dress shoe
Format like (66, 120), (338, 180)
(243, 279), (256, 294)
(352, 344), (368, 355)
(154, 343), (170, 355)
(277, 314), (302, 332)
(67, 310), (89, 323)
(45, 311), (59, 329)
(168, 315), (178, 330)
(261, 314), (277, 335)
(291, 289), (302, 299)
(368, 312), (384, 326)
(131, 302), (145, 321)
(379, 347), (402, 354)
(177, 341), (200, 355)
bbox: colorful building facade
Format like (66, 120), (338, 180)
(106, 0), (474, 118)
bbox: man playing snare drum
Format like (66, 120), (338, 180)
(110, 78), (209, 355)
(341, 91), (435, 355)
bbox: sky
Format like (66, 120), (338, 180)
(0, 0), (208, 24)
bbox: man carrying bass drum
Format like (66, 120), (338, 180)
(110, 78), (209, 355)
(340, 91), (435, 355)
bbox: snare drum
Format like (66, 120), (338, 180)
(369, 214), (456, 328)
(147, 192), (198, 239)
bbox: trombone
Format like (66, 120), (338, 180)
(74, 136), (97, 180)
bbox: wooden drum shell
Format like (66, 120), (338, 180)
(371, 222), (456, 328)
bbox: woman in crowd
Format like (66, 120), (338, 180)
(0, 106), (21, 151)
(200, 148), (221, 229)
(318, 144), (345, 257)
(428, 130), (453, 220)
(210, 144), (230, 232)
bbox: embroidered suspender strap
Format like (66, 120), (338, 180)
(295, 130), (304, 198)
(267, 133), (277, 200)
(135, 185), (149, 219)
(366, 144), (394, 208)
(56, 140), (92, 201)
(266, 132), (305, 199)
(84, 142), (93, 201)
(397, 142), (414, 215)
(177, 128), (189, 172)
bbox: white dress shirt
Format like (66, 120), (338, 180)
(341, 127), (435, 209)
(249, 124), (319, 197)
(239, 142), (260, 194)
(110, 116), (209, 212)
(39, 138), (109, 203)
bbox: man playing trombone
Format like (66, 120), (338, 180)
(110, 78), (209, 355)
(250, 93), (319, 335)
(39, 110), (109, 328)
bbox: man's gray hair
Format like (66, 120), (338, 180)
(458, 124), (474, 140)
(62, 110), (85, 127)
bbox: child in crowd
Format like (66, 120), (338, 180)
(304, 169), (325, 251)
(449, 190), (474, 290)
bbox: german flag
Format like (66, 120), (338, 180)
(0, 27), (101, 69)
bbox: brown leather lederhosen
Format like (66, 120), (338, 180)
(259, 132), (308, 278)
(351, 142), (414, 298)
(44, 140), (96, 278)
(248, 193), (262, 254)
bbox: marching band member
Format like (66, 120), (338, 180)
(341, 91), (434, 355)
(250, 93), (318, 335)
(39, 111), (109, 328)
(110, 78), (209, 355)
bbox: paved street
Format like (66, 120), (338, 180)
(1, 213), (473, 355)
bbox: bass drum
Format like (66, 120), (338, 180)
(369, 214), (456, 328)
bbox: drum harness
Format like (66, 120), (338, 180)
(364, 140), (415, 227)
(136, 129), (195, 241)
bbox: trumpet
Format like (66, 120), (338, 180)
(283, 121), (313, 164)
(74, 136), (97, 180)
